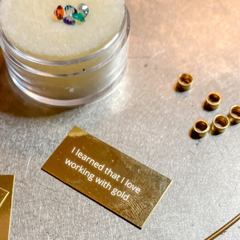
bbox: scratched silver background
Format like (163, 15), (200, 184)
(0, 0), (240, 239)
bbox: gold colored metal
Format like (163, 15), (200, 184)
(229, 105), (240, 124)
(177, 73), (193, 91)
(205, 92), (222, 110)
(193, 119), (210, 138)
(42, 126), (173, 229)
(0, 187), (9, 208)
(212, 115), (230, 133)
(0, 175), (15, 240)
(205, 213), (240, 240)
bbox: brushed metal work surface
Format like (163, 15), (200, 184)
(0, 0), (240, 239)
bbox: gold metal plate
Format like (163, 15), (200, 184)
(0, 187), (9, 208)
(42, 126), (173, 229)
(0, 175), (15, 240)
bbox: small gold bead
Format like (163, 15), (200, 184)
(205, 92), (222, 110)
(229, 105), (240, 124)
(212, 115), (230, 134)
(193, 119), (210, 138)
(177, 73), (193, 91)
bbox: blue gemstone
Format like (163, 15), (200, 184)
(64, 5), (77, 16)
(63, 16), (76, 25)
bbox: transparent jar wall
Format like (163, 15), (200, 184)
(0, 7), (130, 106)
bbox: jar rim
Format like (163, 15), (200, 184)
(0, 6), (128, 66)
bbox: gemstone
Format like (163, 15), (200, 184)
(63, 16), (76, 26)
(54, 5), (64, 20)
(64, 5), (77, 16)
(72, 12), (85, 22)
(76, 3), (89, 18)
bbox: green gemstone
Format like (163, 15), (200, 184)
(72, 12), (85, 22)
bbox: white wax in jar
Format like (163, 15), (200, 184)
(0, 0), (125, 60)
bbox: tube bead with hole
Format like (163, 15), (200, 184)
(193, 119), (210, 138)
(212, 114), (230, 133)
(177, 73), (193, 91)
(205, 92), (222, 110)
(229, 105), (240, 124)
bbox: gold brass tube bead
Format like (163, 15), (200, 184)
(177, 73), (193, 91)
(212, 115), (230, 134)
(229, 105), (240, 124)
(193, 119), (210, 138)
(205, 92), (222, 110)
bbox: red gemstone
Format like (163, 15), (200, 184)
(54, 5), (64, 20)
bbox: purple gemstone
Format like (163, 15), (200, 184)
(63, 16), (76, 25)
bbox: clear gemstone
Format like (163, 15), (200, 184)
(76, 4), (89, 18)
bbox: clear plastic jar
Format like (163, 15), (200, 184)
(0, 7), (130, 106)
